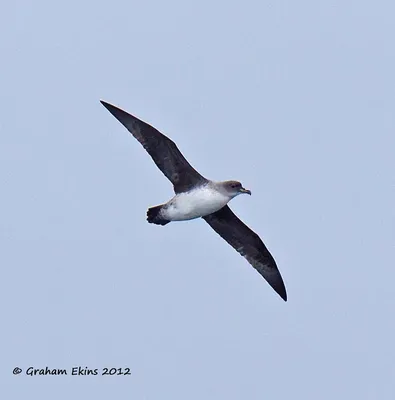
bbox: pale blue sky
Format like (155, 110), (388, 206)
(1, 1), (394, 398)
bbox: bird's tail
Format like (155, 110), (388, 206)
(147, 205), (170, 226)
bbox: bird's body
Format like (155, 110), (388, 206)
(160, 182), (235, 222)
(101, 100), (288, 301)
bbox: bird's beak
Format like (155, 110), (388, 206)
(239, 187), (251, 195)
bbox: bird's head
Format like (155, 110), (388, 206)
(223, 180), (251, 197)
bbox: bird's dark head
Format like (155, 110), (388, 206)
(223, 180), (251, 197)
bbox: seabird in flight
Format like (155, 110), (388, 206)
(101, 101), (287, 301)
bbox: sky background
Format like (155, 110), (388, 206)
(1, 0), (394, 398)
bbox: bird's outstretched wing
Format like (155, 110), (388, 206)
(101, 101), (207, 193)
(203, 205), (287, 301)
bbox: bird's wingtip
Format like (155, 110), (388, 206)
(100, 100), (120, 116)
(265, 270), (287, 302)
(276, 282), (287, 302)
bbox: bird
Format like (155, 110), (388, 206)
(101, 100), (287, 301)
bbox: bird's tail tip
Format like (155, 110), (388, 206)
(147, 205), (170, 226)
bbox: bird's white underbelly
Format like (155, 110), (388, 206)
(163, 187), (230, 221)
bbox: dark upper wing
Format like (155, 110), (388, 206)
(203, 205), (287, 301)
(101, 101), (207, 193)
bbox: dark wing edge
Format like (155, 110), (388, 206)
(100, 100), (207, 193)
(203, 205), (287, 301)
